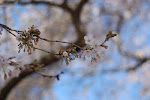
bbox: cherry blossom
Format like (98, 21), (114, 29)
(16, 35), (21, 41)
(0, 56), (9, 68)
(83, 50), (93, 57)
(0, 65), (17, 81)
(91, 40), (101, 52)
(0, 23), (117, 80)
(63, 51), (68, 57)
(90, 57), (98, 67)
(84, 34), (94, 45)
(0, 56), (24, 80)
(112, 31), (117, 35)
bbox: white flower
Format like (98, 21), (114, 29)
(112, 31), (117, 35)
(90, 57), (98, 67)
(84, 34), (94, 45)
(63, 51), (68, 57)
(8, 62), (24, 78)
(94, 52), (100, 59)
(0, 66), (15, 80)
(0, 56), (9, 68)
(0, 56), (23, 80)
(16, 35), (21, 41)
(83, 50), (93, 57)
(14, 61), (25, 71)
(67, 58), (70, 61)
(91, 40), (101, 52)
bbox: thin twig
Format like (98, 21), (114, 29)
(33, 47), (60, 56)
(38, 36), (83, 50)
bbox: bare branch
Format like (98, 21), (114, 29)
(99, 5), (150, 73)
(2, 0), (73, 13)
(126, 58), (149, 72)
(75, 0), (89, 16)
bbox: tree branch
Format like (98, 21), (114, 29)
(0, 54), (59, 100)
(102, 57), (150, 74)
(75, 0), (89, 17)
(0, 0), (90, 99)
(99, 5), (150, 73)
(126, 58), (149, 72)
(2, 0), (73, 13)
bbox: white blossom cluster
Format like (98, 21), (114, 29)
(0, 22), (117, 81)
(0, 56), (24, 81)
(0, 31), (116, 80)
(57, 34), (105, 67)
(83, 35), (102, 66)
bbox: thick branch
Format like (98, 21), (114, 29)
(103, 57), (150, 73)
(75, 0), (89, 17)
(3, 0), (60, 6)
(2, 0), (73, 13)
(126, 58), (149, 72)
(0, 54), (59, 100)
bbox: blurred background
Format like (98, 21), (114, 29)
(0, 0), (150, 100)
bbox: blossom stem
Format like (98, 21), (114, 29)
(37, 36), (83, 50)
(0, 23), (83, 50)
(33, 47), (60, 56)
